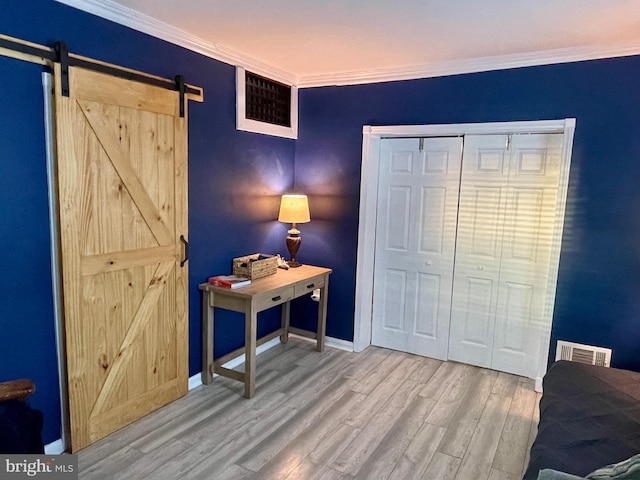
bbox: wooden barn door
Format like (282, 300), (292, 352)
(54, 64), (189, 451)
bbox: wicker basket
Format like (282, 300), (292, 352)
(232, 253), (278, 279)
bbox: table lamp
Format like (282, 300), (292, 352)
(278, 194), (310, 267)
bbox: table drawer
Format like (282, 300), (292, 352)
(294, 275), (326, 297)
(254, 285), (294, 311)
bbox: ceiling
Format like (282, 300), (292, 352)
(62, 0), (640, 86)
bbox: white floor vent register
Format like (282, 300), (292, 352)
(556, 341), (612, 367)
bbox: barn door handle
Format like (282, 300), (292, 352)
(180, 235), (189, 267)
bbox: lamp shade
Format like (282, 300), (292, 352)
(278, 194), (310, 223)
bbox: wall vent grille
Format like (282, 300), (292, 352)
(556, 340), (612, 367)
(245, 71), (291, 127)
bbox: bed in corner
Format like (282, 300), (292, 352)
(523, 360), (640, 479)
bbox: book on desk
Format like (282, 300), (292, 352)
(208, 275), (251, 289)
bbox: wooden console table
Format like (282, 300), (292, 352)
(199, 264), (331, 398)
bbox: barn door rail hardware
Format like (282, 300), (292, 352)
(0, 35), (57, 63)
(0, 34), (203, 115)
(53, 42), (197, 116)
(55, 41), (70, 97)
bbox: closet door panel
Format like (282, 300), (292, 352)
(468, 186), (503, 258)
(372, 137), (462, 360)
(415, 273), (441, 338)
(460, 276), (494, 342)
(380, 269), (407, 332)
(384, 186), (411, 251)
(492, 134), (563, 377)
(449, 135), (509, 368)
(419, 186), (447, 254)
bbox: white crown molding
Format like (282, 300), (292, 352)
(297, 42), (640, 88)
(54, 0), (640, 89)
(53, 0), (298, 85)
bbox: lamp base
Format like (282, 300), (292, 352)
(285, 231), (303, 268)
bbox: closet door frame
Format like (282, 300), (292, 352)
(354, 119), (576, 390)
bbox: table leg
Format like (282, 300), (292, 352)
(202, 290), (214, 385)
(244, 307), (257, 398)
(317, 275), (329, 352)
(280, 301), (290, 344)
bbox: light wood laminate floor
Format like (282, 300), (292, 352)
(78, 338), (541, 480)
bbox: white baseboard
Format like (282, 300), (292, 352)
(188, 373), (203, 391)
(44, 438), (65, 454)
(325, 336), (354, 352)
(535, 377), (543, 393)
(289, 333), (354, 352)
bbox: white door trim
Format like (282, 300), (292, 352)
(354, 119), (576, 384)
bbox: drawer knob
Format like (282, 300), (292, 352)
(306, 283), (315, 289)
(272, 295), (282, 302)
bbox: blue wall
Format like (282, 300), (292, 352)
(0, 54), (58, 443)
(296, 57), (640, 371)
(0, 0), (295, 444)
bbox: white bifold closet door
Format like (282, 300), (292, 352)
(372, 133), (563, 378)
(371, 137), (463, 360)
(448, 133), (563, 377)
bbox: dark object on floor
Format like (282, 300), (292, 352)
(523, 361), (640, 479)
(0, 379), (44, 454)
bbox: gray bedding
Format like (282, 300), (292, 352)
(523, 361), (640, 479)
